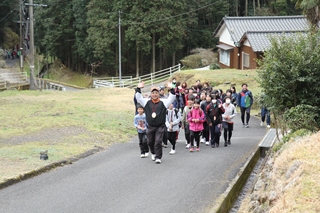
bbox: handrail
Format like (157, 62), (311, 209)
(93, 64), (181, 88)
(0, 72), (28, 89)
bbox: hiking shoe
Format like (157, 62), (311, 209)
(155, 159), (161, 164)
(196, 147), (200, 152)
(151, 154), (156, 161)
(267, 125), (271, 128)
(200, 138), (206, 143)
(205, 141), (210, 146)
(260, 121), (264, 126)
(169, 149), (176, 155)
(140, 154), (145, 158)
(189, 147), (194, 152)
(186, 144), (190, 149)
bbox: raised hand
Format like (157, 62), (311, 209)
(137, 81), (145, 88)
(166, 81), (174, 89)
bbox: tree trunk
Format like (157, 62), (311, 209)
(159, 47), (162, 71)
(236, 0), (239, 16)
(136, 45), (139, 77)
(140, 51), (144, 75)
(163, 48), (167, 68)
(172, 52), (176, 67)
(245, 0), (248, 16)
(152, 33), (155, 73)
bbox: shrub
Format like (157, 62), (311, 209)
(180, 48), (217, 69)
(284, 104), (319, 132)
(210, 63), (220, 70)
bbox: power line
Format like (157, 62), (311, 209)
(0, 1), (26, 24)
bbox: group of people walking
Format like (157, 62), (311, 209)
(134, 80), (268, 164)
(2, 48), (20, 60)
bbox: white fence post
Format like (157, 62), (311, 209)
(151, 73), (153, 86)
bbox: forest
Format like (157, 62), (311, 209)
(0, 0), (302, 76)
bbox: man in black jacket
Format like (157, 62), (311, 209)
(135, 81), (175, 164)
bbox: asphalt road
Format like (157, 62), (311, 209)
(0, 116), (267, 213)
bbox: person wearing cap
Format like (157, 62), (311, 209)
(135, 81), (176, 164)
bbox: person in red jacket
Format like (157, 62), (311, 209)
(187, 99), (205, 152)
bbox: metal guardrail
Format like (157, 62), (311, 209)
(93, 64), (181, 88)
(35, 78), (66, 91)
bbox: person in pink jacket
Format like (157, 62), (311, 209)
(187, 99), (205, 152)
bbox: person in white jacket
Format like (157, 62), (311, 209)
(222, 96), (237, 147)
(165, 104), (182, 155)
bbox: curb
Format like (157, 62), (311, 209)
(209, 144), (261, 213)
(0, 146), (104, 190)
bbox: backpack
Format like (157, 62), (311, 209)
(166, 108), (182, 128)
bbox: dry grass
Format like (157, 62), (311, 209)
(238, 131), (320, 212)
(269, 132), (320, 213)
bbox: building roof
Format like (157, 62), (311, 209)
(213, 16), (309, 43)
(242, 31), (307, 52)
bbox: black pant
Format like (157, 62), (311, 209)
(167, 131), (177, 150)
(138, 132), (149, 154)
(190, 131), (201, 148)
(162, 128), (168, 145)
(184, 123), (190, 144)
(240, 106), (251, 124)
(201, 122), (210, 141)
(223, 122), (233, 142)
(210, 125), (221, 146)
(147, 125), (165, 159)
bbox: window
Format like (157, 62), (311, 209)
(219, 49), (230, 66)
(243, 53), (250, 68)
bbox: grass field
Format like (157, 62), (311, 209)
(0, 88), (136, 182)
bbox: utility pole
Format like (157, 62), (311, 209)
(19, 0), (23, 73)
(118, 10), (122, 86)
(26, 0), (47, 90)
(29, 0), (35, 90)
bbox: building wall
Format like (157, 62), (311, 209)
(219, 25), (235, 46)
(217, 42), (236, 69)
(217, 26), (260, 69)
(241, 45), (258, 69)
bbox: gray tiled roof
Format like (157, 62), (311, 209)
(214, 16), (309, 42)
(245, 31), (306, 52)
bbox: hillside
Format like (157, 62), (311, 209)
(238, 131), (320, 213)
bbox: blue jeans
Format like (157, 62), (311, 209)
(261, 108), (270, 125)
